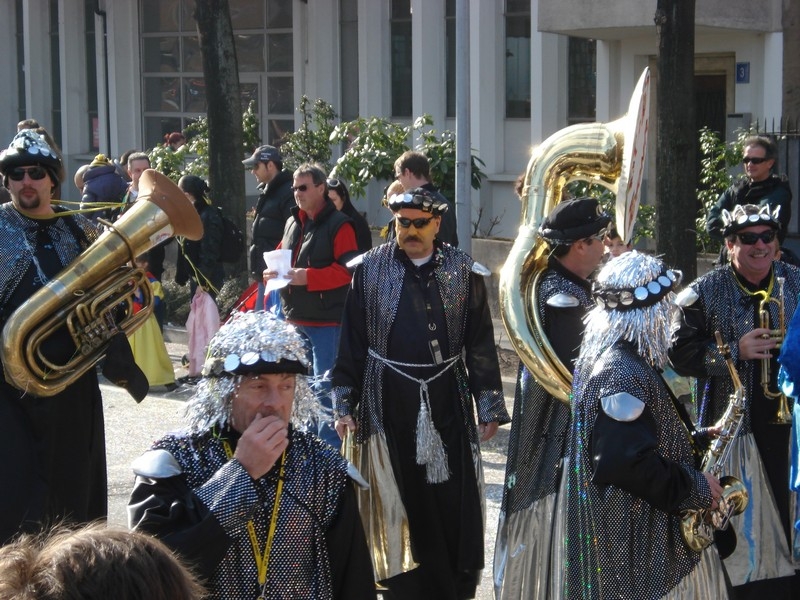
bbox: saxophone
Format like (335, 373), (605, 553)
(680, 331), (749, 552)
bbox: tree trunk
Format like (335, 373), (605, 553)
(654, 0), (697, 281)
(193, 0), (246, 274)
(784, 0), (800, 122)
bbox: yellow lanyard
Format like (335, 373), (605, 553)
(732, 267), (774, 301)
(223, 439), (286, 588)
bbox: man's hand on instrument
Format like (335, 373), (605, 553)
(738, 327), (777, 360)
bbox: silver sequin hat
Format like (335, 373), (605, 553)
(580, 251), (677, 368)
(721, 203), (780, 237)
(0, 129), (62, 182)
(388, 187), (449, 215)
(185, 311), (318, 431)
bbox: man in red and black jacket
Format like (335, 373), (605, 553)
(264, 163), (358, 450)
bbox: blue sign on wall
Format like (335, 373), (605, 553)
(736, 62), (750, 84)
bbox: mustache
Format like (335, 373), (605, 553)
(403, 235), (422, 243)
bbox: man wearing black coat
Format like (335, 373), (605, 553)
(243, 144), (295, 310)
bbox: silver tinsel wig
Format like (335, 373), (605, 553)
(578, 251), (680, 370)
(184, 311), (319, 431)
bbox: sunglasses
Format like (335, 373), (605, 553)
(326, 178), (341, 188)
(291, 183), (319, 193)
(583, 227), (609, 243)
(735, 230), (777, 245)
(7, 166), (48, 181)
(396, 216), (435, 229)
(742, 157), (769, 165)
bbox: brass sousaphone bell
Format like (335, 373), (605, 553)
(1, 169), (203, 397)
(499, 69), (651, 404)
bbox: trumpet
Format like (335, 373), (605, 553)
(757, 276), (792, 424)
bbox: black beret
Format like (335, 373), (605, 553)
(538, 197), (611, 244)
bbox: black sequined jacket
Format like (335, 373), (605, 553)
(564, 341), (712, 599)
(0, 203), (100, 317)
(670, 262), (800, 432)
(331, 240), (509, 441)
(128, 426), (376, 600)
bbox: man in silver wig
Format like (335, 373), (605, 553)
(563, 251), (728, 599)
(671, 203), (800, 597)
(128, 311), (375, 600)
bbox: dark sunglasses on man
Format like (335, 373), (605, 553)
(7, 166), (48, 181)
(735, 230), (777, 245)
(396, 215), (435, 229)
(742, 157), (769, 165)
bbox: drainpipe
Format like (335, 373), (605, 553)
(94, 5), (111, 153)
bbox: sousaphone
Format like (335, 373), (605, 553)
(499, 69), (651, 404)
(1, 169), (203, 397)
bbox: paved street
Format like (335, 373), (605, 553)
(103, 324), (516, 599)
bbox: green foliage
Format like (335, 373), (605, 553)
(327, 116), (412, 197)
(562, 180), (654, 245)
(277, 96), (338, 171)
(146, 102), (261, 183)
(277, 99), (486, 202)
(163, 275), (248, 326)
(162, 279), (192, 325)
(695, 126), (748, 253)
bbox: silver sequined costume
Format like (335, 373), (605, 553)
(0, 203), (104, 544)
(332, 240), (508, 598)
(671, 262), (800, 587)
(494, 257), (592, 599)
(563, 251), (728, 599)
(0, 203), (99, 306)
(128, 426), (375, 600)
(564, 342), (728, 599)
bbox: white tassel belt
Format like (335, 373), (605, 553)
(368, 348), (459, 483)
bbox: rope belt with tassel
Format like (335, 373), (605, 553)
(367, 347), (459, 483)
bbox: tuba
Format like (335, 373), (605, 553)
(499, 69), (651, 404)
(1, 170), (203, 397)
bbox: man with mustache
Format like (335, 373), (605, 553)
(671, 204), (800, 598)
(128, 311), (375, 599)
(0, 129), (107, 544)
(333, 187), (509, 598)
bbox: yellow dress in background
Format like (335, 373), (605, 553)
(128, 277), (175, 387)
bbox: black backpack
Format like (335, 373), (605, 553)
(216, 207), (245, 263)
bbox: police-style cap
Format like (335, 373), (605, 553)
(242, 145), (282, 168)
(387, 187), (449, 215)
(538, 197), (611, 244)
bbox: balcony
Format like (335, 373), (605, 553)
(538, 0), (783, 40)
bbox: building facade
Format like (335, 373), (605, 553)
(0, 0), (788, 239)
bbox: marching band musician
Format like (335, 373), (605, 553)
(563, 251), (728, 599)
(495, 196), (610, 598)
(0, 130), (108, 544)
(671, 204), (800, 598)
